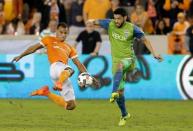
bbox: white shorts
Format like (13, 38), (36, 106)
(50, 62), (75, 101)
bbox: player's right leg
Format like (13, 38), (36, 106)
(57, 79), (76, 110)
(50, 62), (76, 110)
(47, 84), (76, 110)
(30, 85), (76, 110)
(31, 86), (68, 108)
(111, 59), (134, 126)
(110, 58), (134, 103)
(31, 62), (76, 110)
(110, 59), (132, 103)
(110, 62), (124, 103)
(112, 62), (124, 93)
(31, 85), (50, 96)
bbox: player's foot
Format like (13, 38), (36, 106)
(53, 81), (63, 91)
(31, 86), (50, 96)
(118, 113), (131, 126)
(109, 92), (119, 103)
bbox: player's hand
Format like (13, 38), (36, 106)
(12, 56), (21, 63)
(90, 52), (98, 56)
(91, 76), (101, 88)
(153, 54), (163, 62)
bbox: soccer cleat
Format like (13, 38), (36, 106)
(53, 81), (63, 91)
(31, 86), (50, 96)
(109, 92), (119, 103)
(118, 113), (131, 126)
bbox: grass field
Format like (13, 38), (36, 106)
(0, 99), (193, 131)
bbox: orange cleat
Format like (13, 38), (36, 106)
(53, 81), (63, 91)
(30, 86), (50, 96)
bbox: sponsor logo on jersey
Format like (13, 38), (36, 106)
(112, 32), (127, 41)
(53, 46), (65, 52)
(124, 30), (129, 38)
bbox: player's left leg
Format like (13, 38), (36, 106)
(111, 58), (134, 126)
(54, 67), (74, 91)
(116, 89), (127, 116)
(36, 62), (76, 110)
(116, 89), (131, 126)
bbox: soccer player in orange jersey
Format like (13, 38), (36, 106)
(12, 23), (100, 110)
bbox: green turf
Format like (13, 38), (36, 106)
(0, 99), (192, 131)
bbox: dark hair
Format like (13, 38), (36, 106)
(113, 8), (127, 17)
(156, 19), (166, 28)
(57, 22), (68, 29)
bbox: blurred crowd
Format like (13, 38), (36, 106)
(0, 0), (192, 35)
(0, 0), (193, 54)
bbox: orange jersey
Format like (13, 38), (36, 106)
(173, 21), (189, 33)
(40, 36), (78, 64)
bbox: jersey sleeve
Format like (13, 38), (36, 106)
(98, 19), (111, 30)
(95, 32), (102, 42)
(40, 36), (51, 47)
(69, 46), (78, 59)
(76, 32), (82, 42)
(133, 25), (145, 39)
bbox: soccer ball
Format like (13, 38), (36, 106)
(78, 72), (93, 87)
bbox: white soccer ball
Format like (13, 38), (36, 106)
(78, 72), (93, 87)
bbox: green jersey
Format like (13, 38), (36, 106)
(108, 21), (135, 64)
(99, 19), (144, 73)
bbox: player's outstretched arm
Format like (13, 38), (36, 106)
(72, 57), (87, 73)
(12, 43), (43, 62)
(72, 57), (101, 88)
(87, 19), (111, 30)
(141, 37), (163, 62)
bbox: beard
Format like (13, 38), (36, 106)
(116, 22), (125, 28)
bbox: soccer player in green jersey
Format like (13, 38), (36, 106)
(87, 8), (163, 126)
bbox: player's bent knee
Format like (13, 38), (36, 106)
(117, 62), (124, 70)
(66, 101), (76, 110)
(65, 67), (75, 77)
(66, 104), (76, 110)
